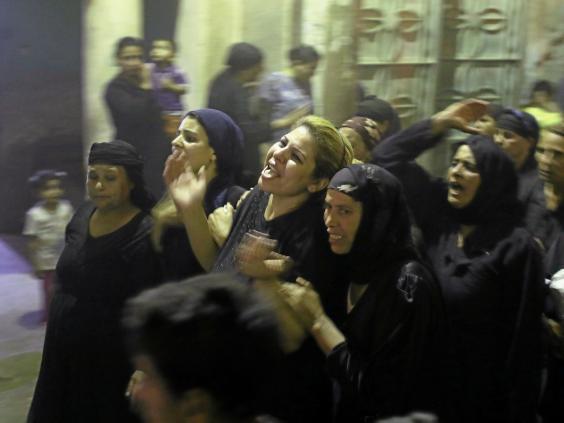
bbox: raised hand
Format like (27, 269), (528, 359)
(163, 150), (208, 214)
(432, 99), (489, 135)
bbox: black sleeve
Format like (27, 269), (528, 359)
(372, 119), (449, 238)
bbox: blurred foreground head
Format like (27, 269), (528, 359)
(123, 273), (282, 423)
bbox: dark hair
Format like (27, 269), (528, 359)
(153, 38), (177, 52)
(123, 273), (282, 418)
(114, 36), (145, 58)
(29, 169), (66, 190)
(289, 45), (320, 64)
(485, 103), (505, 120)
(532, 80), (554, 96)
(225, 42), (263, 71)
(356, 95), (401, 139)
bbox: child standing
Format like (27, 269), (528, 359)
(149, 38), (190, 140)
(23, 170), (73, 322)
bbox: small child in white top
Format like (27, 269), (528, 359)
(23, 170), (73, 321)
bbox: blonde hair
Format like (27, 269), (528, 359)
(296, 115), (354, 180)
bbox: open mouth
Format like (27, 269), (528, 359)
(448, 181), (464, 195)
(261, 161), (280, 178)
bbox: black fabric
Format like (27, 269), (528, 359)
(104, 74), (169, 198)
(208, 69), (271, 184)
(518, 158), (553, 246)
(325, 164), (445, 421)
(28, 203), (161, 423)
(374, 120), (545, 423)
(213, 187), (337, 423)
(88, 139), (144, 167)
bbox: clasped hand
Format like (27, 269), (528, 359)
(235, 230), (293, 279)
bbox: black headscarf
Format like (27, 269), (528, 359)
(328, 164), (417, 285)
(448, 135), (521, 226)
(185, 109), (245, 212)
(356, 96), (401, 140)
(88, 140), (155, 211)
(496, 109), (540, 142)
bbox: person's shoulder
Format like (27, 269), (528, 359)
(496, 226), (543, 261)
(25, 203), (44, 217)
(58, 200), (74, 213)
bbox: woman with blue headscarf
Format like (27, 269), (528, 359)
(151, 108), (246, 281)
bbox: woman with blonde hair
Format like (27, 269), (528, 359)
(165, 115), (353, 423)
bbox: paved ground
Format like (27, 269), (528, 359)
(0, 235), (45, 422)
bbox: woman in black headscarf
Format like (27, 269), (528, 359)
(151, 108), (246, 281)
(28, 140), (161, 422)
(373, 101), (545, 423)
(494, 108), (550, 245)
(279, 163), (445, 422)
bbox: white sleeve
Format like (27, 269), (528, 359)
(23, 209), (38, 236)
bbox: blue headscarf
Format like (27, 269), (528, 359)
(185, 109), (245, 212)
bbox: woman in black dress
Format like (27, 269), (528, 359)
(278, 163), (445, 422)
(373, 101), (545, 422)
(151, 108), (245, 281)
(105, 36), (168, 198)
(28, 140), (161, 422)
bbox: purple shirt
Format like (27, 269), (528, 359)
(150, 63), (189, 112)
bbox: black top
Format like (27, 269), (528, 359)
(328, 261), (445, 422)
(213, 187), (338, 423)
(105, 74), (169, 198)
(28, 203), (161, 423)
(159, 185), (246, 282)
(325, 164), (445, 421)
(373, 121), (545, 423)
(208, 70), (271, 180)
(518, 157), (553, 246)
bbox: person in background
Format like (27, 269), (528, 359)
(536, 123), (564, 423)
(149, 38), (189, 141)
(123, 274), (283, 423)
(523, 80), (563, 129)
(356, 95), (401, 141)
(473, 102), (504, 137)
(258, 45), (320, 146)
(27, 140), (161, 423)
(23, 169), (73, 322)
(105, 36), (168, 198)
(339, 116), (381, 162)
(493, 108), (550, 244)
(208, 42), (270, 186)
